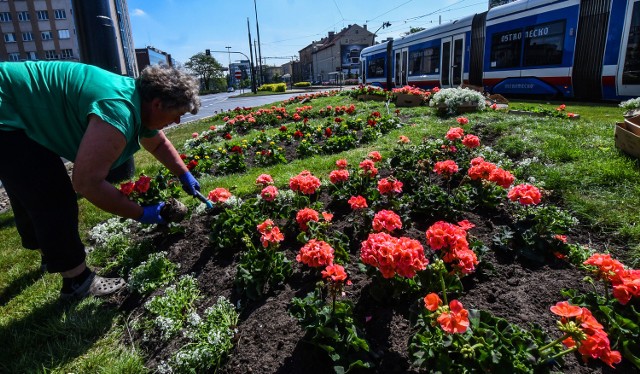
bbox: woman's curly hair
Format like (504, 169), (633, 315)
(137, 65), (201, 114)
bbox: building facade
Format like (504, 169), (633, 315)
(135, 45), (172, 74)
(299, 24), (373, 84)
(0, 0), (137, 76)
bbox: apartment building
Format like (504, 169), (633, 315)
(0, 0), (137, 77)
(299, 24), (373, 84)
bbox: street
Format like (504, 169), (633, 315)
(180, 89), (335, 124)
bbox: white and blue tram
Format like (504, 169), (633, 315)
(360, 0), (640, 100)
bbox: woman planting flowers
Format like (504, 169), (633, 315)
(0, 62), (201, 300)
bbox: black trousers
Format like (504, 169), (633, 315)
(0, 130), (85, 273)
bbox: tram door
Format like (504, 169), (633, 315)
(617, 0), (640, 97)
(394, 48), (409, 87)
(440, 34), (465, 87)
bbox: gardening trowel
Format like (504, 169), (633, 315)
(194, 190), (214, 209)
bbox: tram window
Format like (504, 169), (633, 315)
(623, 2), (640, 85)
(368, 57), (386, 78)
(523, 21), (565, 66)
(490, 28), (522, 69)
(409, 47), (440, 75)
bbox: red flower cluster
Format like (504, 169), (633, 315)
(297, 239), (334, 268)
(293, 130), (304, 138)
(467, 157), (515, 188)
(461, 134), (480, 148)
(348, 195), (368, 210)
(446, 127), (465, 141)
(360, 232), (428, 278)
(425, 221), (479, 275)
(208, 187), (232, 203)
(508, 183), (542, 205)
(398, 135), (410, 144)
(187, 160), (198, 170)
(584, 253), (640, 305)
(289, 170), (321, 195)
(368, 151), (382, 162)
(256, 219), (284, 248)
(377, 178), (403, 195)
(433, 160), (459, 176)
(296, 207), (320, 231)
(255, 173), (274, 187)
(372, 209), (403, 233)
(329, 169), (350, 184)
(456, 116), (469, 125)
(359, 159), (378, 177)
(322, 264), (348, 283)
(260, 185), (279, 202)
(336, 159), (348, 169)
(550, 301), (621, 368)
(120, 175), (152, 196)
(230, 145), (243, 154)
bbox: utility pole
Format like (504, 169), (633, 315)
(225, 46), (232, 88)
(247, 17), (257, 93)
(253, 0), (264, 85)
(254, 39), (260, 85)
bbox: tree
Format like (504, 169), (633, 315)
(184, 53), (224, 91)
(404, 27), (425, 36)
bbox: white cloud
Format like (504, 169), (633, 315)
(132, 9), (146, 17)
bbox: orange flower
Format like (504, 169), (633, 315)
(348, 195), (368, 210)
(433, 160), (459, 176)
(445, 127), (464, 141)
(208, 187), (232, 203)
(368, 151), (382, 162)
(297, 239), (334, 268)
(508, 183), (542, 205)
(296, 208), (320, 231)
(437, 300), (469, 334)
(423, 293), (442, 312)
(372, 209), (402, 233)
(322, 264), (347, 283)
(329, 169), (350, 184)
(256, 219), (284, 248)
(550, 301), (583, 318)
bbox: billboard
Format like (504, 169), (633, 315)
(341, 44), (367, 68)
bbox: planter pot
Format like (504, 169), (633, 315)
(395, 93), (422, 107)
(357, 94), (387, 102)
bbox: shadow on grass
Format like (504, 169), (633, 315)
(0, 211), (15, 230)
(0, 296), (117, 372)
(0, 267), (42, 307)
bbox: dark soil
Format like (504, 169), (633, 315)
(114, 201), (635, 374)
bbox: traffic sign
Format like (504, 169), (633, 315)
(234, 71), (242, 79)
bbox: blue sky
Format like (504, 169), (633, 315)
(128, 0), (489, 66)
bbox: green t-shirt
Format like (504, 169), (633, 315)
(0, 61), (157, 168)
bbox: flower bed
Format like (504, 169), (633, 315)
(90, 114), (639, 373)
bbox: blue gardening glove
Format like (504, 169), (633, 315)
(138, 202), (166, 225)
(179, 171), (200, 196)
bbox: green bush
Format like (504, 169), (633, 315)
(293, 82), (311, 87)
(257, 83), (287, 92)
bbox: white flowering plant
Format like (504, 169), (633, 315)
(158, 297), (238, 373)
(429, 87), (486, 114)
(128, 252), (178, 295)
(145, 275), (201, 340)
(620, 97), (640, 110)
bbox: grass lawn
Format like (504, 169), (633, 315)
(1, 93), (638, 372)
